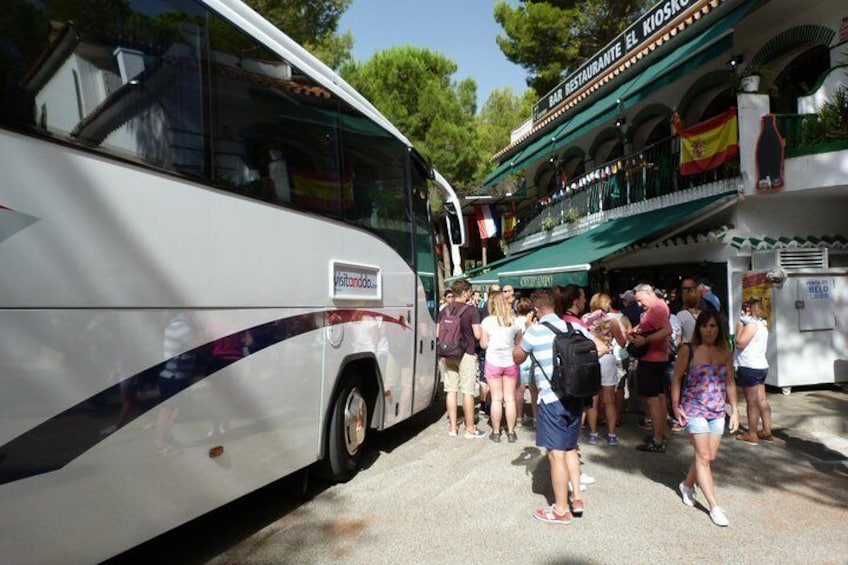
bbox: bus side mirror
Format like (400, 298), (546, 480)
(444, 201), (464, 247)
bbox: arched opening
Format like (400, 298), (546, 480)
(559, 146), (586, 186)
(750, 24), (836, 114)
(678, 70), (736, 125)
(589, 127), (625, 165)
(630, 104), (672, 149)
(533, 162), (558, 197)
(699, 87), (737, 122)
(770, 45), (831, 114)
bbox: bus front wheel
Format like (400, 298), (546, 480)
(323, 376), (369, 482)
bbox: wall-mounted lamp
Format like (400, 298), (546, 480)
(726, 54), (744, 71)
(615, 116), (627, 129)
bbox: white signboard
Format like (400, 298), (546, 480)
(331, 261), (382, 301)
(796, 277), (835, 331)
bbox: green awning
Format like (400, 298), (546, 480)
(484, 2), (753, 189)
(445, 251), (530, 286)
(496, 192), (737, 288)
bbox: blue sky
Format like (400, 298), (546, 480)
(339, 0), (528, 111)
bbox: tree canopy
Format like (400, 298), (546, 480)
(475, 87), (535, 181)
(244, 0), (353, 68)
(494, 0), (651, 95)
(341, 46), (481, 192)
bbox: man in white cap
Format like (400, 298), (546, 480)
(629, 283), (672, 453)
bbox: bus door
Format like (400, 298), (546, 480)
(410, 162), (439, 415)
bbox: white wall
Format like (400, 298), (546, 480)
(769, 272), (848, 387)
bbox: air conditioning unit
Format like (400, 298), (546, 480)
(751, 248), (829, 271)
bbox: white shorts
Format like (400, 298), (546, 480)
(600, 353), (618, 387)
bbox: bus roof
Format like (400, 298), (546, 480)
(208, 0), (413, 151)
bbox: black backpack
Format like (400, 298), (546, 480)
(532, 321), (601, 398)
(437, 303), (470, 358)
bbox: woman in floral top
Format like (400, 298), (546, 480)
(671, 310), (739, 527)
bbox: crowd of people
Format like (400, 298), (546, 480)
(437, 275), (773, 528)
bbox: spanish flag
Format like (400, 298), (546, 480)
(502, 211), (517, 239)
(679, 107), (739, 175)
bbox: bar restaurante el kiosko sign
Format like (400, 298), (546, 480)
(532, 0), (719, 123)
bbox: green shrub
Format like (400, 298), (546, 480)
(803, 88), (848, 144)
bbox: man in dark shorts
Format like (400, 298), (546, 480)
(513, 289), (609, 524)
(629, 284), (672, 453)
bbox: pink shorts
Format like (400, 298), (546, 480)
(484, 362), (519, 380)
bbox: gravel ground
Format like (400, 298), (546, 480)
(125, 386), (848, 565)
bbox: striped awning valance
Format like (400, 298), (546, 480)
(730, 234), (848, 251)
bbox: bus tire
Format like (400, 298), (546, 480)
(323, 375), (369, 482)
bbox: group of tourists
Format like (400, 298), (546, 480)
(437, 275), (773, 528)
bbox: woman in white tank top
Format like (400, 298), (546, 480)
(734, 298), (773, 445)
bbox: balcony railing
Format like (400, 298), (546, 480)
(511, 136), (740, 241)
(774, 113), (814, 151)
(775, 113), (848, 157)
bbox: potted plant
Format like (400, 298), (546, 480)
(736, 64), (770, 93)
(541, 215), (556, 231)
(564, 207), (580, 224)
(494, 170), (526, 196)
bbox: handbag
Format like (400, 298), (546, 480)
(626, 329), (658, 358)
(626, 340), (649, 358)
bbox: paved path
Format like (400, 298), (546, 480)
(151, 387), (848, 564)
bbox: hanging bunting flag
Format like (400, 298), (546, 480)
(680, 107), (739, 175)
(502, 211), (517, 239)
(476, 205), (498, 239)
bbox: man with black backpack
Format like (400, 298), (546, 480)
(513, 289), (608, 524)
(437, 279), (485, 439)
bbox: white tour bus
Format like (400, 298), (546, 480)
(0, 1), (465, 562)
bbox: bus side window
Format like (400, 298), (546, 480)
(267, 149), (291, 202)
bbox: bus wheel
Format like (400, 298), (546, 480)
(324, 376), (369, 482)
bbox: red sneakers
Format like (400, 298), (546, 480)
(533, 505), (574, 524)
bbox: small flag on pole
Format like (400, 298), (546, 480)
(476, 205), (498, 239)
(502, 212), (517, 239)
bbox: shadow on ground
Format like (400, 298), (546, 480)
(105, 401), (447, 565)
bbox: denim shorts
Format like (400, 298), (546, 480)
(536, 399), (581, 451)
(686, 416), (725, 435)
(736, 366), (768, 387)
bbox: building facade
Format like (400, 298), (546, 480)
(462, 0), (847, 389)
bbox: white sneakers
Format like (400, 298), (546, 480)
(679, 481), (730, 526)
(709, 506), (730, 527)
(678, 481), (696, 507)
